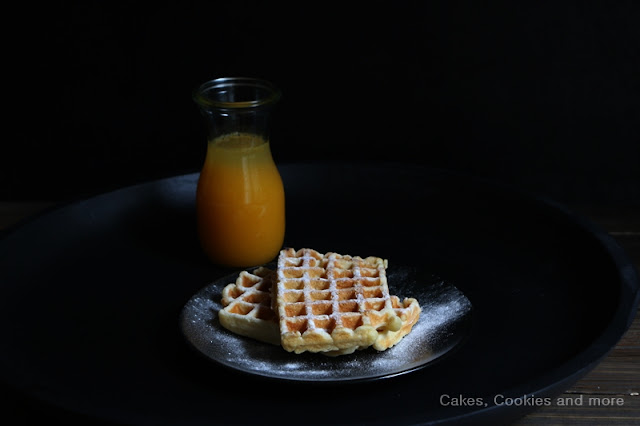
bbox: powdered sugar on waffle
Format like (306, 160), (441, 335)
(180, 266), (472, 381)
(275, 248), (401, 353)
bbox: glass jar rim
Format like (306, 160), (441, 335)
(193, 77), (281, 110)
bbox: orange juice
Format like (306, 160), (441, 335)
(196, 132), (285, 267)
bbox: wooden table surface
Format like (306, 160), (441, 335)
(1, 202), (638, 425)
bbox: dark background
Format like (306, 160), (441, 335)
(4, 1), (639, 205)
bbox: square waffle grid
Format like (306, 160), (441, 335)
(276, 248), (402, 353)
(218, 267), (280, 345)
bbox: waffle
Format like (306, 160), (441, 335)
(372, 295), (421, 350)
(275, 248), (404, 354)
(218, 267), (280, 345)
(217, 265), (422, 355)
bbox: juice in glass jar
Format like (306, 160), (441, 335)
(196, 132), (285, 267)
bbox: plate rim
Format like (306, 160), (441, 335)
(178, 268), (475, 383)
(0, 163), (638, 424)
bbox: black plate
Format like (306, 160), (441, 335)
(180, 268), (472, 382)
(0, 163), (638, 425)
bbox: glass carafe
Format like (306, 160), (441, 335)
(193, 77), (285, 267)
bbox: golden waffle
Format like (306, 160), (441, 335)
(372, 295), (421, 350)
(218, 267), (280, 345)
(275, 248), (404, 354)
(217, 266), (421, 355)
(323, 295), (421, 354)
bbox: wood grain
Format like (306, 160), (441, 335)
(516, 205), (640, 424)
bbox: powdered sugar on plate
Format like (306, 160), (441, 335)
(180, 265), (472, 382)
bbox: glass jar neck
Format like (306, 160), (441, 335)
(193, 77), (280, 142)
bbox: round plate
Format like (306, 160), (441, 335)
(0, 163), (637, 425)
(180, 267), (472, 382)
